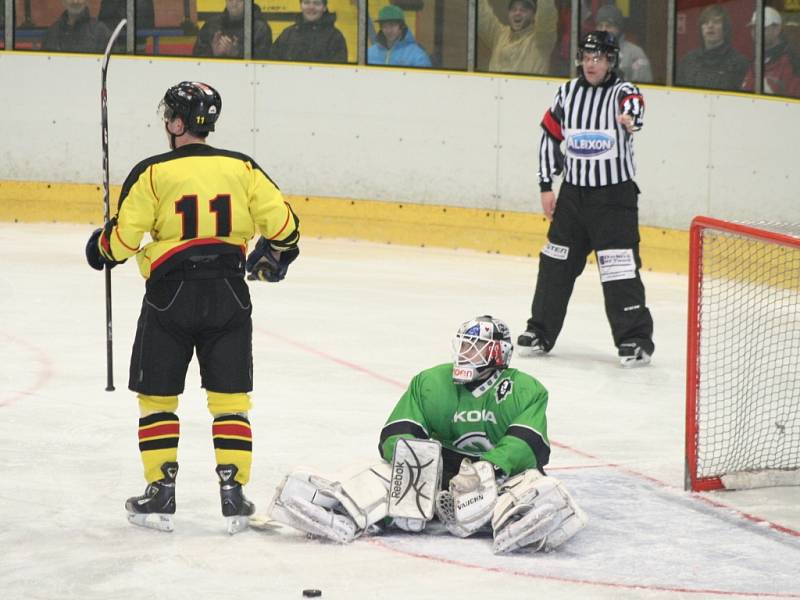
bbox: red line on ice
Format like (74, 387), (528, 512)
(0, 333), (54, 408)
(366, 538), (800, 598)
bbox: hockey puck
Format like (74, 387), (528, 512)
(302, 590), (321, 598)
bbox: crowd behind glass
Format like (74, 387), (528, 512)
(3, 0), (800, 98)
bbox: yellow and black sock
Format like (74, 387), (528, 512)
(212, 414), (252, 485)
(138, 412), (180, 483)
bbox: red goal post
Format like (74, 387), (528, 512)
(685, 216), (800, 492)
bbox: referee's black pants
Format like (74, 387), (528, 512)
(526, 180), (654, 355)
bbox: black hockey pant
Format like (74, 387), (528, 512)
(526, 180), (654, 354)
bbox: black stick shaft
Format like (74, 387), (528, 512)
(101, 19), (127, 392)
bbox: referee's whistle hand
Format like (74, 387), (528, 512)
(617, 114), (635, 133)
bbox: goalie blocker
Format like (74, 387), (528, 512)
(268, 439), (587, 553)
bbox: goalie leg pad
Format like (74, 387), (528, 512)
(268, 464), (391, 543)
(388, 438), (442, 521)
(492, 471), (587, 554)
(280, 496), (359, 544)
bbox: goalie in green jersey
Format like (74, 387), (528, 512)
(268, 316), (587, 553)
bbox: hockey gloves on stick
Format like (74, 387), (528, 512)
(85, 228), (122, 271)
(245, 236), (299, 282)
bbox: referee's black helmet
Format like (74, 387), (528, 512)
(577, 31), (620, 70)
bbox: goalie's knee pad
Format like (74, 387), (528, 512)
(491, 470), (587, 554)
(268, 463), (391, 543)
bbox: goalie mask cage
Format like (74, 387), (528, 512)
(685, 216), (800, 492)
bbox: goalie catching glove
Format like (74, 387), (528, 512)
(491, 470), (588, 554)
(246, 236), (299, 282)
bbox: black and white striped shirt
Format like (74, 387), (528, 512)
(538, 74), (644, 189)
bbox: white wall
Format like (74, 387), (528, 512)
(1, 52), (798, 229)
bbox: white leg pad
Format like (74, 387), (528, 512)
(280, 496), (359, 544)
(268, 464), (391, 543)
(492, 471), (587, 554)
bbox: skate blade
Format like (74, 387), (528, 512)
(127, 512), (174, 532)
(249, 515), (282, 531)
(517, 346), (546, 358)
(226, 515), (250, 535)
(620, 354), (652, 368)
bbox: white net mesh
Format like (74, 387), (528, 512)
(694, 221), (800, 488)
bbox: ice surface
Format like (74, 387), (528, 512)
(0, 223), (798, 600)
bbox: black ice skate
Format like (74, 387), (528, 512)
(618, 342), (652, 368)
(125, 462), (178, 532)
(216, 464), (255, 535)
(517, 330), (548, 357)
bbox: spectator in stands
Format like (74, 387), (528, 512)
(477, 0), (558, 75)
(193, 0), (272, 59)
(99, 0), (155, 30)
(367, 5), (431, 67)
(595, 3), (652, 83)
(43, 0), (111, 53)
(676, 4), (748, 91)
(742, 6), (800, 97)
(272, 0), (348, 64)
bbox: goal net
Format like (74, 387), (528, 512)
(685, 216), (800, 491)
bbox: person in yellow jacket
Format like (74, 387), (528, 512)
(85, 81), (300, 535)
(478, 0), (557, 75)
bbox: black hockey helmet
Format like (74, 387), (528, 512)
(577, 30), (620, 70)
(159, 81), (222, 135)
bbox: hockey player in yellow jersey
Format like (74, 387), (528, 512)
(85, 81), (300, 534)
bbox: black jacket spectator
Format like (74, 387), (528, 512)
(43, 7), (111, 53)
(271, 11), (347, 63)
(677, 43), (749, 91)
(676, 5), (748, 91)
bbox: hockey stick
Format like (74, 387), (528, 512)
(100, 19), (127, 392)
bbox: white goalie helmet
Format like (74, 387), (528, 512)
(451, 315), (514, 384)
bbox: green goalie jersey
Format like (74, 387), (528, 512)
(379, 363), (550, 477)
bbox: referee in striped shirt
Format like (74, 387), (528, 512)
(518, 30), (654, 367)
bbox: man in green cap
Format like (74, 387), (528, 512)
(368, 4), (432, 67)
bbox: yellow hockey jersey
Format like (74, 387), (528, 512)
(98, 143), (299, 279)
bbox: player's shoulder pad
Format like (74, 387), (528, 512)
(202, 147), (281, 190)
(117, 150), (177, 207)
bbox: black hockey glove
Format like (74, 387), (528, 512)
(85, 228), (122, 271)
(246, 237), (299, 282)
